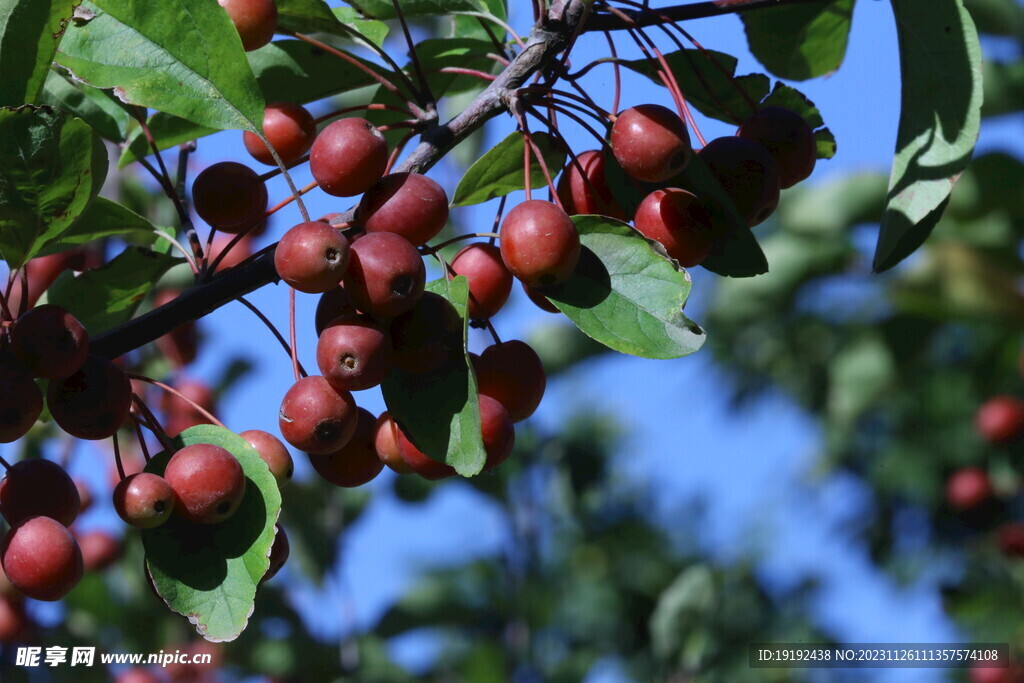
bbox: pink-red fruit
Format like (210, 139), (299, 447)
(262, 526), (289, 583)
(976, 396), (1024, 445)
(192, 161), (268, 233)
(310, 118), (388, 197)
(557, 150), (627, 220)
(240, 430), (294, 485)
(10, 304), (88, 379)
(0, 363), (43, 443)
(244, 103), (316, 166)
(48, 355), (132, 440)
(308, 408), (384, 487)
(316, 316), (392, 392)
(946, 468), (993, 511)
(499, 200), (580, 288)
(610, 104), (691, 183)
(113, 473), (175, 529)
(358, 173), (449, 246)
(451, 243), (513, 320)
(374, 412), (413, 474)
(736, 106), (816, 189)
(0, 459), (80, 528)
(479, 394), (515, 471)
(344, 232), (425, 319)
(218, 0), (278, 51)
(164, 444), (247, 525)
(1, 516), (83, 601)
(473, 341), (546, 423)
(698, 136), (780, 227)
(275, 221), (351, 294)
(278, 376), (358, 454)
(633, 188), (716, 267)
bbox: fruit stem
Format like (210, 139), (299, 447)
(436, 67), (498, 82)
(264, 180), (319, 221)
(605, 32), (622, 114)
(130, 378), (226, 430)
(152, 229), (200, 275)
(131, 396), (176, 454)
(257, 154), (310, 182)
(235, 296), (308, 378)
(112, 431), (126, 481)
(490, 196), (508, 247)
(288, 288), (301, 383)
(0, 454), (10, 471)
(313, 103), (414, 125)
(392, 0), (437, 109)
(134, 419), (152, 463)
(206, 225), (257, 275)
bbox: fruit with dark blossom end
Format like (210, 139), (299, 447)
(374, 412), (413, 474)
(218, 0), (278, 51)
(278, 376), (358, 454)
(976, 396), (1024, 445)
(556, 150), (627, 220)
(10, 304), (89, 379)
(113, 473), (175, 529)
(240, 430), (294, 486)
(633, 188), (716, 267)
(316, 316), (392, 392)
(737, 106), (816, 189)
(699, 136), (780, 227)
(1, 516), (83, 601)
(0, 459), (80, 527)
(310, 118), (388, 197)
(308, 408), (384, 487)
(344, 232), (425, 319)
(244, 102), (317, 166)
(164, 444), (247, 525)
(275, 221), (351, 294)
(610, 104), (691, 183)
(500, 200), (580, 288)
(192, 161), (268, 233)
(451, 243), (513, 320)
(48, 356), (132, 440)
(358, 172), (449, 246)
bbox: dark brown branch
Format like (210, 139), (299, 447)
(585, 0), (831, 31)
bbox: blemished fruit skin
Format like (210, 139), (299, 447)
(479, 394), (515, 471)
(262, 526), (289, 583)
(218, 0), (278, 51)
(976, 396), (1024, 445)
(164, 444), (247, 525)
(308, 408), (384, 487)
(397, 426), (457, 480)
(0, 363), (43, 443)
(344, 232), (426, 319)
(0, 459), (80, 528)
(358, 173), (450, 246)
(10, 305), (89, 379)
(77, 530), (121, 572)
(47, 355), (132, 440)
(499, 200), (581, 288)
(472, 341), (546, 423)
(698, 136), (781, 227)
(240, 430), (294, 485)
(946, 468), (993, 511)
(310, 118), (388, 197)
(610, 104), (692, 183)
(389, 292), (462, 374)
(374, 412), (414, 474)
(192, 161), (268, 233)
(244, 103), (317, 166)
(1, 516), (83, 601)
(278, 376), (358, 454)
(451, 243), (513, 320)
(113, 473), (175, 529)
(274, 221), (351, 294)
(314, 286), (357, 336)
(557, 150), (628, 220)
(737, 106), (816, 189)
(633, 188), (717, 267)
(316, 316), (392, 392)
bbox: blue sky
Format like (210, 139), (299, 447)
(52, 0), (1024, 679)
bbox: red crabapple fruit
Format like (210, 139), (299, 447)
(451, 243), (513, 320)
(192, 161), (268, 233)
(633, 188), (716, 267)
(737, 106), (816, 188)
(164, 444), (247, 525)
(113, 473), (176, 529)
(309, 118), (388, 197)
(278, 376), (358, 454)
(610, 104), (691, 183)
(244, 103), (317, 166)
(1, 516), (83, 601)
(344, 232), (425, 319)
(499, 200), (580, 288)
(357, 173), (449, 246)
(274, 221), (351, 294)
(308, 408), (384, 487)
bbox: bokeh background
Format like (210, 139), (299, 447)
(4, 0), (1024, 681)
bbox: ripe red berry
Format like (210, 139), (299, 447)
(556, 150), (627, 220)
(451, 243), (513, 320)
(633, 188), (716, 267)
(698, 136), (780, 227)
(77, 530), (121, 572)
(316, 316), (392, 392)
(946, 468), (993, 511)
(0, 459), (80, 528)
(344, 232), (425, 319)
(208, 232), (254, 273)
(314, 286), (357, 336)
(308, 408), (384, 487)
(309, 118), (388, 197)
(0, 594), (27, 643)
(240, 430), (294, 486)
(358, 173), (450, 246)
(275, 221), (351, 294)
(997, 522), (1024, 558)
(218, 0), (278, 51)
(113, 473), (175, 529)
(278, 376), (358, 454)
(161, 378), (216, 438)
(976, 396), (1024, 445)
(192, 161), (268, 233)
(522, 282), (560, 313)
(473, 340), (546, 423)
(262, 525), (289, 583)
(0, 362), (43, 443)
(396, 426), (456, 480)
(610, 104), (691, 183)
(48, 355), (132, 440)
(374, 412), (413, 474)
(1, 516), (83, 601)
(164, 444), (247, 525)
(737, 106), (816, 189)
(388, 292), (463, 374)
(10, 304), (88, 379)
(499, 200), (580, 288)
(75, 479), (92, 514)
(479, 394), (515, 471)
(244, 102), (317, 166)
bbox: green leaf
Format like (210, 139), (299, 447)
(452, 132), (567, 207)
(45, 245), (181, 334)
(815, 128), (837, 160)
(38, 70), (131, 142)
(963, 0), (1024, 36)
(275, 0), (389, 45)
(760, 83), (836, 159)
(250, 40), (384, 104)
(38, 196), (157, 257)
(0, 106), (107, 268)
(0, 0), (79, 106)
(542, 216), (706, 359)
(380, 276), (488, 477)
(622, 49), (769, 125)
(874, 0), (983, 272)
(453, 0), (506, 41)
(347, 0), (486, 20)
(118, 113), (218, 170)
(741, 0), (855, 80)
(143, 425), (282, 642)
(56, 0), (264, 132)
(414, 38), (502, 95)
